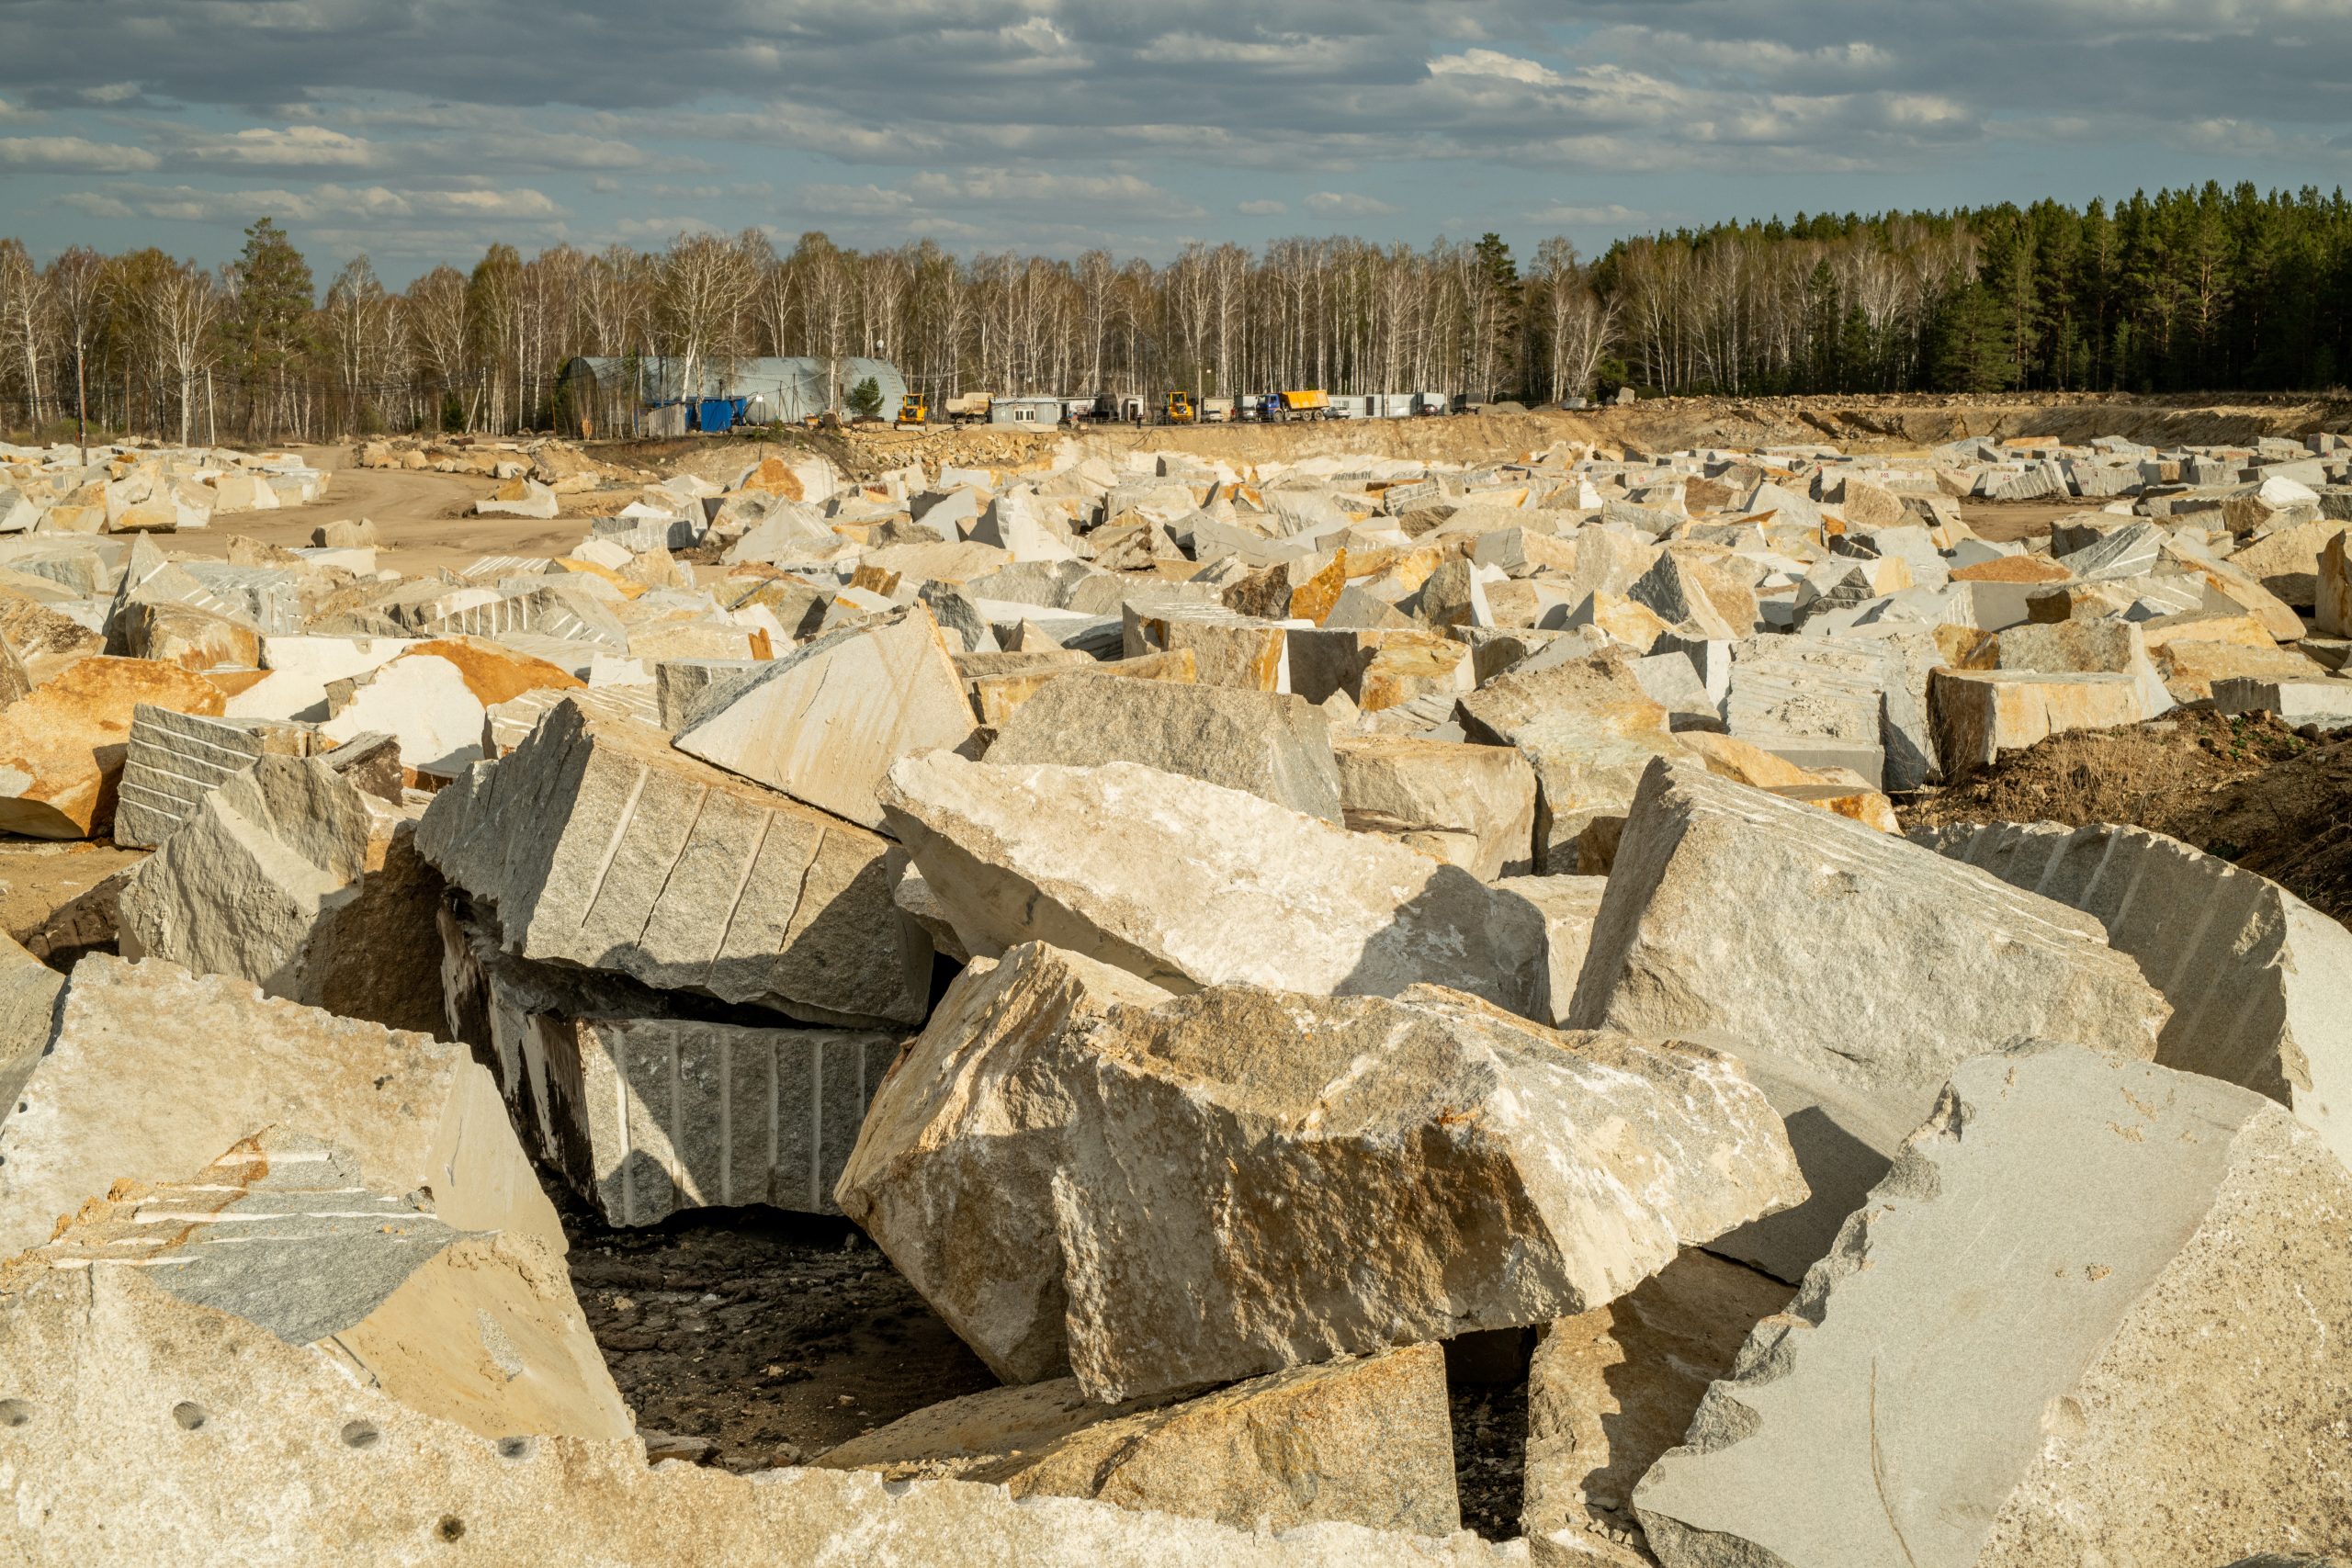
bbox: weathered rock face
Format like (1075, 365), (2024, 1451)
(1332, 734), (1536, 879)
(0, 954), (560, 1258)
(417, 698), (931, 1028)
(987, 675), (1345, 822)
(1522, 1249), (1794, 1564)
(119, 754), (369, 982)
(1634, 1043), (2352, 1568)
(879, 752), (1548, 1017)
(15, 1130), (630, 1440)
(817, 1344), (1460, 1537)
(0, 655), (225, 838)
(1570, 760), (2169, 1281)
(0, 588), (104, 686)
(673, 604), (976, 830)
(1491, 874), (1607, 1028)
(840, 942), (1804, 1404)
(1050, 985), (1803, 1403)
(1916, 818), (2352, 1171)
(1453, 649), (1685, 872)
(836, 942), (1175, 1384)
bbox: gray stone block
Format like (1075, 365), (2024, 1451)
(416, 697), (931, 1028)
(1568, 760), (2169, 1281)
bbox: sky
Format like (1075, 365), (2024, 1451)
(2, 0), (2349, 286)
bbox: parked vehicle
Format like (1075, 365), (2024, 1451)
(1258, 389), (1333, 422)
(942, 391), (994, 423)
(1163, 391), (1197, 423)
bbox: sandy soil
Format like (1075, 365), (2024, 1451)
(164, 446), (590, 577)
(0, 840), (143, 952)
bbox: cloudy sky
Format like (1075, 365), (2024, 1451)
(2, 0), (2347, 283)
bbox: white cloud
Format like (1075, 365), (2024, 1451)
(0, 136), (159, 173)
(1304, 191), (1399, 217)
(55, 181), (564, 225)
(1428, 50), (1563, 87)
(1237, 198), (1287, 215)
(1522, 202), (1650, 226)
(175, 126), (378, 167)
(800, 182), (917, 217)
(79, 82), (141, 104)
(909, 169), (1204, 217)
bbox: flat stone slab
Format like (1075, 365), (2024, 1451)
(879, 751), (1547, 1016)
(673, 604), (976, 830)
(1634, 1043), (2352, 1568)
(0, 954), (560, 1258)
(817, 1344), (1459, 1537)
(987, 674), (1344, 822)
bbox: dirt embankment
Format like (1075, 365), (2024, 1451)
(643, 391), (2352, 480)
(1904, 713), (2352, 929)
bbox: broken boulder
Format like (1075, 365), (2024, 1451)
(1635, 1043), (2352, 1568)
(0, 655), (225, 838)
(841, 945), (1804, 1403)
(1569, 760), (2169, 1280)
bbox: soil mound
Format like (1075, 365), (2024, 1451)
(1903, 713), (2352, 928)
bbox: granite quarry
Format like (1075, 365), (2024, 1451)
(0, 418), (2349, 1565)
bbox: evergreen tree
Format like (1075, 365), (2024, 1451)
(222, 218), (313, 440)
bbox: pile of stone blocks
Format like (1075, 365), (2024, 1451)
(1, 425), (2349, 1565)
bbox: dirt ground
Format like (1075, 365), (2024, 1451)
(1904, 712), (2352, 928)
(562, 1195), (1534, 1537)
(164, 446), (587, 577)
(561, 1202), (1000, 1472)
(1962, 500), (2079, 544)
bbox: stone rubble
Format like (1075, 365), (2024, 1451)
(3, 423), (2350, 1562)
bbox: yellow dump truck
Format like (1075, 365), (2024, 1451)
(943, 391), (994, 424)
(1256, 389), (1333, 422)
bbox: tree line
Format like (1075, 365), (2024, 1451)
(1, 181), (2347, 446)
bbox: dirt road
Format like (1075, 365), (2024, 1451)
(167, 446), (589, 576)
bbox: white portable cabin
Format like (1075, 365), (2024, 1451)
(1329, 395), (1374, 420)
(989, 396), (1064, 427)
(1373, 393), (1419, 419)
